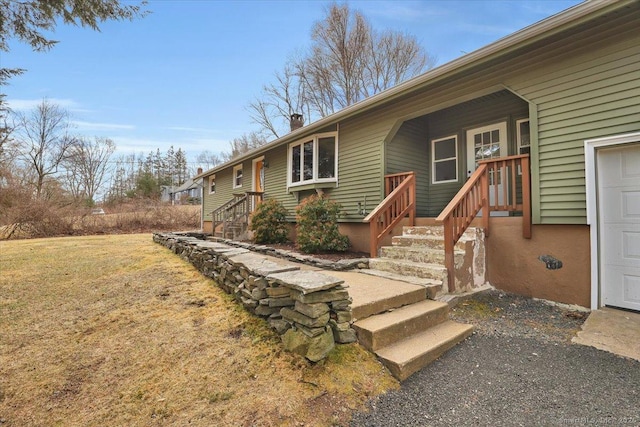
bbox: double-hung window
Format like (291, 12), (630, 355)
(432, 135), (458, 184)
(516, 119), (530, 155)
(208, 175), (216, 194)
(233, 164), (243, 189)
(288, 133), (337, 187)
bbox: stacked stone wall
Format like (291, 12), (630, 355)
(153, 232), (356, 361)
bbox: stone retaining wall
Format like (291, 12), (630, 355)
(212, 237), (369, 271)
(153, 232), (357, 362)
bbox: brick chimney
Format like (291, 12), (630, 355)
(197, 167), (203, 175)
(290, 113), (304, 131)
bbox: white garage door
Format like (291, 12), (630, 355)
(598, 144), (640, 311)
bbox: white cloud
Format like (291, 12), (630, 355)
(72, 121), (135, 131)
(7, 98), (81, 111)
(112, 137), (228, 157)
(166, 126), (218, 133)
(363, 1), (447, 22)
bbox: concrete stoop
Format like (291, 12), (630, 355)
(352, 225), (482, 380)
(369, 225), (486, 293)
(352, 283), (473, 381)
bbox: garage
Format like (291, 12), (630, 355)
(588, 134), (640, 311)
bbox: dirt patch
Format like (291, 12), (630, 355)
(450, 289), (588, 343)
(0, 234), (397, 426)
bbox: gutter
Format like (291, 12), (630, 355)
(195, 0), (623, 180)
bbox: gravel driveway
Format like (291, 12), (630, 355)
(351, 290), (640, 426)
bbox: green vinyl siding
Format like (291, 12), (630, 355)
(509, 15), (640, 224)
(427, 91), (529, 216)
(386, 117), (430, 216)
(326, 110), (387, 221)
(203, 161), (246, 221)
(202, 2), (640, 227)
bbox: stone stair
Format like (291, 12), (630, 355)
(368, 225), (486, 293)
(352, 279), (473, 381)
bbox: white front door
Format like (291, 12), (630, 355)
(598, 144), (640, 311)
(466, 122), (508, 216)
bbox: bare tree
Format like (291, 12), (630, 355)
(14, 99), (77, 198)
(195, 150), (224, 171)
(63, 136), (115, 204)
(248, 62), (311, 139)
(0, 94), (15, 164)
(249, 2), (435, 137)
(224, 132), (268, 161)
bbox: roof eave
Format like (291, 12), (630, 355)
(196, 0), (622, 180)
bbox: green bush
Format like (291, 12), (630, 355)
(295, 195), (349, 253)
(249, 199), (289, 244)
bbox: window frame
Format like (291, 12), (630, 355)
(516, 118), (531, 155)
(287, 132), (338, 188)
(208, 174), (216, 194)
(431, 135), (459, 184)
(232, 164), (243, 189)
(516, 118), (531, 175)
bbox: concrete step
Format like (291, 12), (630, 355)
(403, 225), (478, 239)
(353, 299), (449, 352)
(349, 278), (427, 321)
(379, 245), (465, 265)
(358, 269), (442, 299)
(368, 258), (448, 283)
(376, 320), (474, 381)
(391, 234), (470, 251)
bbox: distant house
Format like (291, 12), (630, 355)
(169, 177), (203, 205)
(196, 0), (640, 311)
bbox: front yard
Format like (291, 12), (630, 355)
(0, 234), (396, 426)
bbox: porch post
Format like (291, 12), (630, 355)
(522, 156), (532, 239)
(481, 172), (490, 237)
(443, 217), (455, 293)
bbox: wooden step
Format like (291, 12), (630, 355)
(353, 299), (449, 352)
(375, 320), (474, 381)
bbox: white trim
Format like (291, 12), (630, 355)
(232, 164), (243, 189)
(431, 135), (458, 184)
(251, 156), (265, 192)
(516, 118), (531, 175)
(195, 1), (617, 181)
(585, 132), (640, 310)
(208, 174), (216, 194)
(516, 118), (531, 154)
(466, 121), (508, 176)
(287, 132), (338, 189)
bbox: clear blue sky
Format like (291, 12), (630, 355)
(3, 0), (582, 166)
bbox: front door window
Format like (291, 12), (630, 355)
(466, 122), (508, 216)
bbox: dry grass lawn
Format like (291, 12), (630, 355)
(0, 234), (397, 426)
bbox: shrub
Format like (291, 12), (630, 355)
(295, 195), (349, 253)
(249, 199), (289, 244)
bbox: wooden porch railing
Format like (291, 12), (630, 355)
(364, 172), (416, 257)
(436, 154), (531, 291)
(212, 191), (264, 238)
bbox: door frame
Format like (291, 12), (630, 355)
(466, 121), (508, 216)
(585, 132), (640, 310)
(252, 156), (265, 192)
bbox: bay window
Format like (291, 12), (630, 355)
(288, 133), (338, 187)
